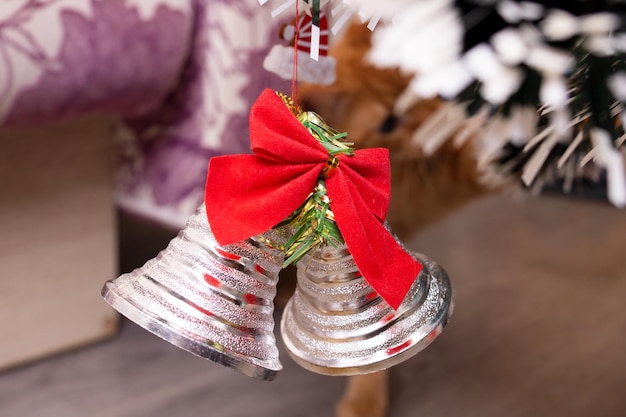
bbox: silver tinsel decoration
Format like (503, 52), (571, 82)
(261, 0), (626, 206)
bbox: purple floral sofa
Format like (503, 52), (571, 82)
(0, 0), (290, 369)
(1, 0), (289, 228)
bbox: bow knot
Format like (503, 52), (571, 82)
(322, 155), (340, 178)
(204, 89), (421, 309)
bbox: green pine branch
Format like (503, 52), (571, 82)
(273, 95), (356, 265)
(281, 180), (343, 267)
(270, 93), (355, 265)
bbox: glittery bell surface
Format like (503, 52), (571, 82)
(280, 243), (453, 376)
(102, 204), (287, 380)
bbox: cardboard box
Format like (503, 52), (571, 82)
(0, 116), (119, 370)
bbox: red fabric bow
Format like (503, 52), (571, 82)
(204, 89), (422, 309)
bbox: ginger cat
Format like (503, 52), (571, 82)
(286, 21), (496, 417)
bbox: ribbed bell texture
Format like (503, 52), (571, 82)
(280, 242), (453, 376)
(102, 204), (288, 380)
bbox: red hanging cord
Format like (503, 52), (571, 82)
(291, 0), (299, 107)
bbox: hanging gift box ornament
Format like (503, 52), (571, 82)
(205, 89), (454, 374)
(263, 7), (336, 84)
(101, 204), (289, 380)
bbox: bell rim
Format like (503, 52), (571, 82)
(102, 280), (282, 381)
(280, 260), (453, 376)
(282, 317), (450, 376)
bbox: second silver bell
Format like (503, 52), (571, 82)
(280, 242), (453, 376)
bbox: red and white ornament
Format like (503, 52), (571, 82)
(263, 11), (336, 85)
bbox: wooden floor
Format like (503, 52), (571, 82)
(1, 195), (625, 417)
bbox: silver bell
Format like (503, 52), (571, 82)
(280, 242), (453, 375)
(101, 204), (287, 380)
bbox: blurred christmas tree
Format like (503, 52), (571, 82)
(262, 0), (626, 206)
